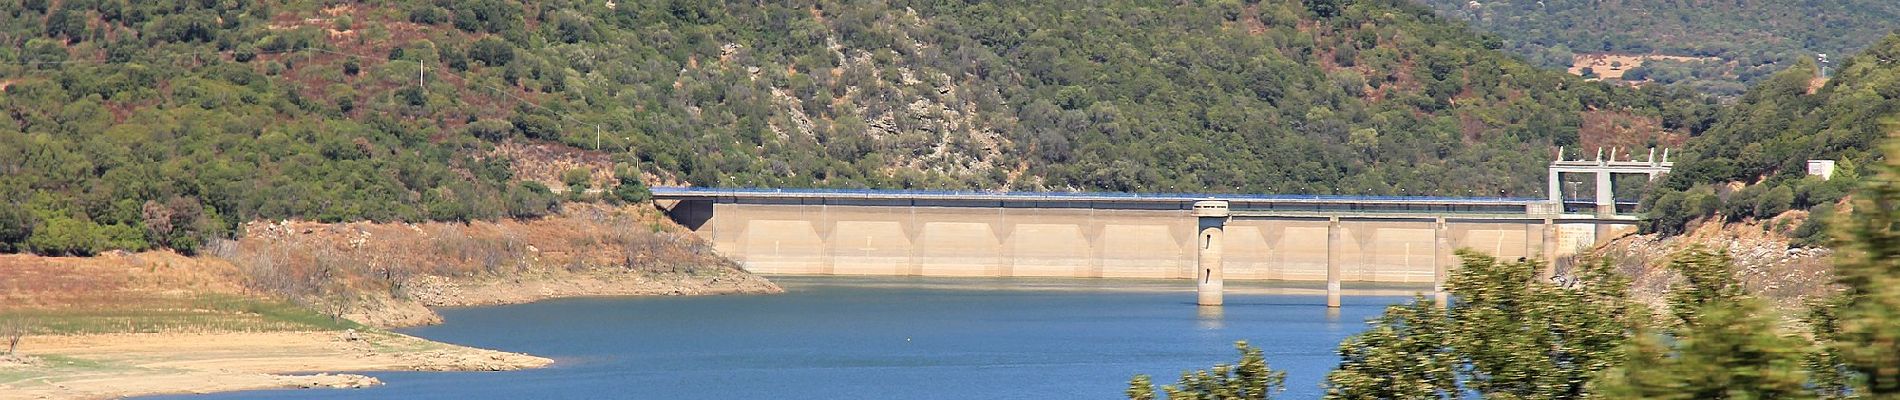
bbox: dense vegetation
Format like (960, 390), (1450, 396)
(1135, 134), (1900, 399)
(0, 0), (583, 255)
(1641, 34), (1900, 244)
(1323, 252), (1632, 398)
(1419, 0), (1900, 96)
(0, 0), (1709, 255)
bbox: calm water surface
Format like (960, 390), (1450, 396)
(156, 277), (1417, 399)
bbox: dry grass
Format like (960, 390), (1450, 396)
(218, 203), (764, 327)
(0, 203), (771, 333)
(0, 294), (358, 335)
(1568, 53), (1724, 81)
(0, 252), (350, 334)
(1576, 110), (1686, 156)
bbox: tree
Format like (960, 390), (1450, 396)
(611, 172), (653, 204)
(1324, 252), (1635, 399)
(1663, 247), (1747, 329)
(1127, 375), (1158, 400)
(0, 207), (36, 253)
(1826, 139), (1900, 395)
(1450, 253), (1634, 398)
(1323, 298), (1458, 399)
(1596, 248), (1814, 399)
(1594, 310), (1679, 399)
(469, 36), (515, 66)
(1130, 341), (1287, 400)
(505, 182), (559, 218)
(1803, 297), (1858, 399)
(26, 217), (105, 256)
(2, 318), (20, 357)
(511, 114), (561, 140)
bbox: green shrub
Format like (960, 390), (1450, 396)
(0, 207), (38, 253)
(505, 182), (559, 218)
(562, 168), (593, 192)
(612, 175), (652, 204)
(27, 218), (106, 256)
(469, 36), (515, 66)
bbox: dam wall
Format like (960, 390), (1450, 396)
(668, 201), (1605, 283)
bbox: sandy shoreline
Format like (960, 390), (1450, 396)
(0, 331), (551, 400)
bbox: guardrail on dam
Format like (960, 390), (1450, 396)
(653, 187), (1636, 290)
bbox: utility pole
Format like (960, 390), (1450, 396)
(419, 60), (425, 88)
(595, 124), (602, 150)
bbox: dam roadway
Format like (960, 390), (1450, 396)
(653, 187), (1638, 288)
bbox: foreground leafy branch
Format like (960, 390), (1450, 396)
(1128, 341), (1286, 400)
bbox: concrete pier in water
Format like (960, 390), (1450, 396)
(1193, 201), (1229, 306)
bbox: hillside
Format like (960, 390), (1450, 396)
(1417, 0), (1900, 96)
(0, 0), (1707, 255)
(1641, 34), (1900, 244)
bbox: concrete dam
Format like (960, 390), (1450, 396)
(655, 188), (1636, 283)
(653, 151), (1667, 306)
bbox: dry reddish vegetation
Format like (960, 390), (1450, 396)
(256, 2), (540, 133)
(1576, 110), (1686, 156)
(0, 252), (247, 310)
(0, 252), (343, 335)
(488, 141), (691, 194)
(492, 141), (619, 190)
(1, 204), (779, 331)
(220, 203), (780, 327)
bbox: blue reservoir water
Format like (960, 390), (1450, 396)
(155, 277), (1416, 399)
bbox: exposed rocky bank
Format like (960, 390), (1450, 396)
(222, 203), (783, 328)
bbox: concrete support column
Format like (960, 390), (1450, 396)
(1548, 169), (1562, 203)
(1594, 171), (1614, 215)
(1433, 217), (1450, 306)
(992, 209), (1016, 277)
(816, 206), (836, 275)
(1352, 226), (1380, 281)
(1595, 171), (1615, 242)
(713, 203), (746, 265)
(1327, 217), (1342, 308)
(1542, 218), (1559, 270)
(1174, 220), (1199, 279)
(1083, 219), (1107, 278)
(1523, 222), (1538, 261)
(903, 209), (924, 276)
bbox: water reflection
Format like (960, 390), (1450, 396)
(1196, 305), (1224, 330)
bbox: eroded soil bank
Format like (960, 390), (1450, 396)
(0, 203), (779, 399)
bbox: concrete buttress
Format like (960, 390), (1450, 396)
(1327, 217), (1342, 308)
(1433, 217), (1450, 306)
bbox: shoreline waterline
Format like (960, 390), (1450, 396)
(761, 274), (1437, 297)
(152, 275), (1410, 399)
